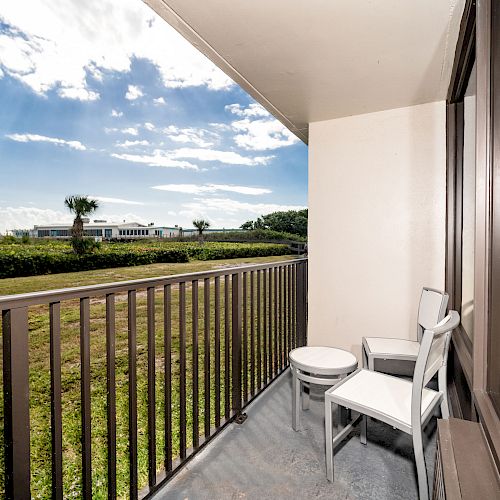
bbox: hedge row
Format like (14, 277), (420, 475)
(0, 248), (189, 279)
(0, 243), (290, 279)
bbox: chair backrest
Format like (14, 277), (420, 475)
(411, 311), (460, 427)
(416, 287), (449, 342)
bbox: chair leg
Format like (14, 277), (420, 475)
(325, 397), (334, 482)
(362, 344), (368, 369)
(360, 415), (367, 445)
(292, 369), (300, 431)
(337, 404), (347, 430)
(438, 367), (450, 419)
(412, 426), (429, 500)
(302, 382), (310, 410)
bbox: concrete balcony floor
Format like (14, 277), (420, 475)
(153, 370), (437, 500)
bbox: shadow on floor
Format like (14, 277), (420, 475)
(153, 370), (436, 500)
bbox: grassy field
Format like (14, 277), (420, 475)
(0, 255), (297, 499)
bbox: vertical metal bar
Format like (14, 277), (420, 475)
(273, 267), (280, 375)
(288, 265), (292, 357)
(191, 280), (199, 449)
(296, 263), (306, 347)
(283, 267), (288, 366)
(250, 271), (255, 397)
(80, 297), (92, 499)
(164, 284), (172, 473)
(49, 302), (63, 500)
(224, 275), (230, 420)
(279, 266), (283, 371)
(257, 270), (262, 389)
(214, 276), (221, 428)
(128, 290), (138, 500)
(179, 282), (187, 460)
(2, 306), (31, 500)
(147, 287), (156, 488)
(105, 295), (116, 500)
(292, 264), (297, 349)
(203, 278), (211, 438)
(242, 272), (248, 403)
(231, 273), (242, 414)
(263, 268), (269, 384)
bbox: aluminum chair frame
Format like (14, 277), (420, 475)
(362, 287), (449, 370)
(325, 311), (459, 500)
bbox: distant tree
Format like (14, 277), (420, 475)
(240, 209), (307, 237)
(192, 218), (211, 244)
(64, 195), (100, 254)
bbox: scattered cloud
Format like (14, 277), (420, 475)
(125, 84), (143, 100)
(153, 97), (166, 105)
(5, 132), (86, 150)
(143, 122), (155, 131)
(111, 109), (123, 117)
(0, 0), (234, 101)
(225, 103), (270, 118)
(0, 206), (72, 233)
(121, 127), (139, 136)
(116, 140), (149, 148)
(169, 148), (273, 166)
(225, 103), (299, 151)
(152, 183), (272, 196)
(111, 151), (198, 170)
(89, 195), (144, 205)
(209, 122), (232, 131)
(163, 125), (219, 148)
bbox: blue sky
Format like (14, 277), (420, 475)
(0, 0), (307, 234)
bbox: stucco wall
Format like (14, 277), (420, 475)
(308, 101), (446, 361)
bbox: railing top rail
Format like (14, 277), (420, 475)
(0, 258), (308, 309)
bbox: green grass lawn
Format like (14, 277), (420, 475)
(0, 255), (297, 499)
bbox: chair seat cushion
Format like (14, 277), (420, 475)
(327, 369), (439, 429)
(364, 337), (420, 358)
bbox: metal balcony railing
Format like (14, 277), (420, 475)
(0, 258), (308, 499)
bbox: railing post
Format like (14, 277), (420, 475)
(2, 307), (31, 500)
(231, 272), (243, 420)
(296, 262), (308, 347)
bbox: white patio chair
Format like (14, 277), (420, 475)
(362, 287), (449, 373)
(324, 311), (459, 500)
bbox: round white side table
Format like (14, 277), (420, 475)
(289, 346), (358, 431)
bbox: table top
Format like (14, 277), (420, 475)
(289, 346), (358, 375)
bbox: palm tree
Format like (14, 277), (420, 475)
(64, 195), (99, 240)
(192, 218), (210, 244)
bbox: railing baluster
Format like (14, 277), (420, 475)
(242, 272), (248, 403)
(147, 287), (156, 488)
(2, 306), (31, 499)
(214, 276), (221, 428)
(179, 282), (187, 460)
(264, 268), (270, 384)
(164, 284), (172, 473)
(231, 273), (242, 415)
(257, 270), (262, 389)
(128, 290), (138, 500)
(192, 280), (199, 449)
(279, 266), (283, 371)
(204, 278), (211, 438)
(250, 271), (255, 397)
(274, 267), (278, 376)
(292, 264), (297, 349)
(80, 297), (92, 499)
(105, 294), (117, 500)
(49, 302), (63, 500)
(224, 275), (230, 420)
(288, 265), (292, 356)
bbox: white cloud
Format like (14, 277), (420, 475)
(111, 109), (123, 117)
(0, 0), (234, 101)
(152, 183), (271, 196)
(125, 84), (143, 100)
(163, 125), (218, 147)
(225, 103), (299, 151)
(121, 127), (138, 136)
(89, 195), (144, 205)
(209, 122), (232, 131)
(169, 147), (273, 166)
(225, 103), (270, 118)
(116, 140), (149, 148)
(143, 122), (155, 131)
(5, 132), (86, 150)
(153, 97), (166, 105)
(111, 151), (198, 170)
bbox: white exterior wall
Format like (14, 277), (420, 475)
(308, 101), (446, 361)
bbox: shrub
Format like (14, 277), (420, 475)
(70, 236), (100, 255)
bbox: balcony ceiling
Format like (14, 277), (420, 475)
(145, 0), (465, 142)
